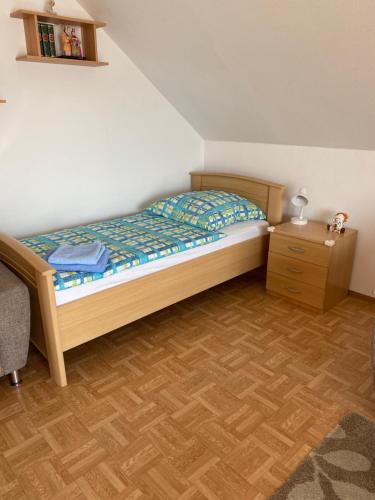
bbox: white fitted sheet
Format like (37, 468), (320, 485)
(55, 220), (269, 306)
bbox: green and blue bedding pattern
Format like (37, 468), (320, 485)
(145, 190), (266, 231)
(21, 213), (225, 291)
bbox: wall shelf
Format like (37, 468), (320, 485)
(10, 9), (108, 67)
(16, 55), (108, 67)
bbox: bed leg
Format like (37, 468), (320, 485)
(48, 348), (67, 387)
(36, 273), (67, 387)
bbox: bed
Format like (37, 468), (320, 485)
(0, 172), (285, 386)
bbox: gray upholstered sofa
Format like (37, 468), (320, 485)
(0, 262), (30, 385)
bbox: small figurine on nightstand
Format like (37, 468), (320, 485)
(327, 212), (349, 234)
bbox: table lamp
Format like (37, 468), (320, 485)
(291, 188), (309, 225)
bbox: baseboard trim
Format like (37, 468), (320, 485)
(349, 290), (375, 303)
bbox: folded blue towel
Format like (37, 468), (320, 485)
(50, 248), (110, 273)
(48, 241), (104, 266)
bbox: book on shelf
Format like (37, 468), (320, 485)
(47, 24), (57, 57)
(40, 23), (51, 57)
(38, 22), (44, 56)
(38, 23), (57, 58)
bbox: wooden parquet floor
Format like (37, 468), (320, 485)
(1, 271), (375, 500)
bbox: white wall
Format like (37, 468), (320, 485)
(0, 0), (203, 238)
(205, 141), (375, 297)
(79, 0), (375, 151)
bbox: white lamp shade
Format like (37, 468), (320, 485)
(291, 188), (309, 208)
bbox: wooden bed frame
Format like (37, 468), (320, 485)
(0, 172), (285, 386)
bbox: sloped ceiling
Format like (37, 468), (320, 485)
(79, 0), (375, 150)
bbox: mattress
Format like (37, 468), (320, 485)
(56, 219), (269, 306)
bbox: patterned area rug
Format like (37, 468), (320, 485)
(270, 413), (375, 499)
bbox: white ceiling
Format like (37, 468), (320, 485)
(79, 0), (375, 150)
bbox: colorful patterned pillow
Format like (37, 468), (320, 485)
(145, 190), (266, 231)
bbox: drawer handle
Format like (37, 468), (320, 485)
(287, 267), (303, 274)
(286, 287), (301, 294)
(288, 246), (305, 254)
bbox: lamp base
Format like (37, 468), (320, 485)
(291, 216), (308, 225)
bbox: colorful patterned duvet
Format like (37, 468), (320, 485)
(21, 213), (225, 292)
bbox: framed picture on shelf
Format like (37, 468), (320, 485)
(56, 24), (85, 60)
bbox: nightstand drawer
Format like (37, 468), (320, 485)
(267, 272), (325, 309)
(268, 253), (328, 289)
(270, 234), (330, 267)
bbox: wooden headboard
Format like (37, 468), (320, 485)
(190, 171), (285, 225)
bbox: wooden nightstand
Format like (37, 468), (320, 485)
(266, 221), (357, 311)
